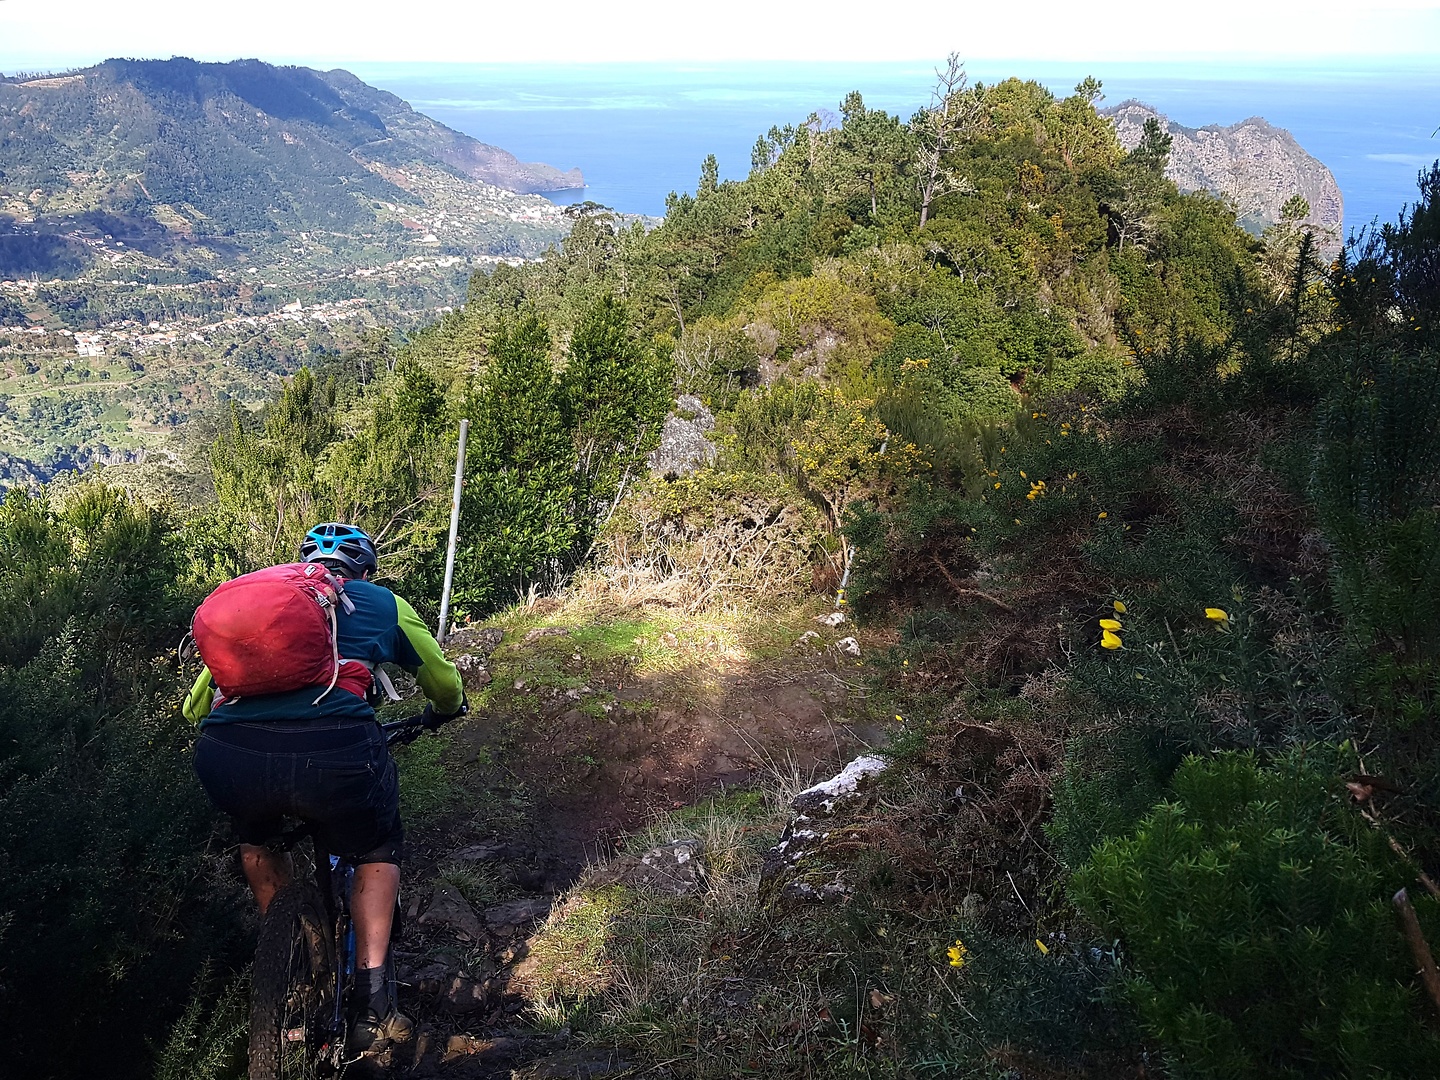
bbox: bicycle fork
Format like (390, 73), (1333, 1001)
(310, 852), (357, 1065)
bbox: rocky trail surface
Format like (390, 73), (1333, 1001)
(364, 605), (886, 1078)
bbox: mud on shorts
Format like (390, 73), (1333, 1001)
(193, 718), (403, 865)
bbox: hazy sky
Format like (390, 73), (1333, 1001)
(2, 0), (1438, 69)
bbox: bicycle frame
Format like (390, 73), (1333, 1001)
(273, 714), (431, 1069)
(309, 847), (356, 1067)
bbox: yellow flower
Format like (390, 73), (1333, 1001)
(1019, 471), (1027, 479)
(947, 940), (969, 968)
(1097, 511), (1108, 520)
(1113, 600), (1127, 614)
(1101, 629), (1123, 650)
(994, 482), (1001, 489)
(895, 714), (904, 722)
(1098, 618), (1122, 631)
(1206, 607), (1229, 622)
(1035, 939), (1050, 955)
(1014, 518), (1023, 525)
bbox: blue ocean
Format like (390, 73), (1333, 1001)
(349, 60), (1440, 234)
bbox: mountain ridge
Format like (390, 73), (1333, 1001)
(5, 57), (583, 196)
(0, 57), (579, 281)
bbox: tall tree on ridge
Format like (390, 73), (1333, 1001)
(914, 52), (979, 228)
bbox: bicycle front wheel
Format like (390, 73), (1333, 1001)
(248, 883), (336, 1080)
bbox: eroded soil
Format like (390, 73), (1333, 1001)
(377, 609), (883, 1077)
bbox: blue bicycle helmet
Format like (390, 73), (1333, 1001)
(299, 523), (379, 579)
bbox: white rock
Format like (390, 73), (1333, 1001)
(836, 636), (861, 657)
(815, 611), (846, 627)
(792, 755), (888, 813)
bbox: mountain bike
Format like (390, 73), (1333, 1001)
(247, 714), (435, 1080)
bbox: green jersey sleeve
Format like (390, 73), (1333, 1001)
(183, 667), (215, 725)
(395, 596), (465, 714)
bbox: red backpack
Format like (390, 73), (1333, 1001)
(191, 563), (354, 704)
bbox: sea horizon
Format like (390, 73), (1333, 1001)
(348, 58), (1440, 231)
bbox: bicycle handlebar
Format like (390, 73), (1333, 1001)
(381, 712), (432, 747)
(381, 699), (467, 747)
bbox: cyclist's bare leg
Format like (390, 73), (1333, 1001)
(240, 842), (291, 914)
(352, 861), (400, 970)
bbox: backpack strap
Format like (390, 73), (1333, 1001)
(310, 597), (342, 706)
(309, 571), (355, 706)
(336, 656), (404, 703)
(373, 666), (404, 703)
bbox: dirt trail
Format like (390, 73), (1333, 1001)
(379, 615), (876, 1077)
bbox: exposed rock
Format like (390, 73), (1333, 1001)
(792, 755), (888, 815)
(418, 884), (484, 941)
(796, 629), (822, 647)
(591, 839), (707, 897)
(1104, 100), (1343, 242)
(835, 636), (861, 657)
(440, 973), (492, 1013)
(443, 626), (504, 656)
(396, 960), (453, 997)
(484, 896), (554, 937)
(378, 666), (420, 699)
(453, 653), (493, 688)
(523, 626), (571, 644)
(648, 395), (717, 477)
(759, 755), (890, 909)
(815, 611), (846, 627)
(453, 840), (509, 862)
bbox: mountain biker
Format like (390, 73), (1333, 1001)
(184, 523), (466, 1053)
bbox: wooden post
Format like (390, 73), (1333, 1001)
(1394, 888), (1440, 1020)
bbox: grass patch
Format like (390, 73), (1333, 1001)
(520, 884), (628, 1004)
(433, 860), (516, 911)
(393, 734), (460, 825)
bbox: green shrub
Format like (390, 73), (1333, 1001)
(1312, 346), (1440, 665)
(152, 964), (248, 1080)
(0, 482), (248, 1079)
(1072, 750), (1440, 1079)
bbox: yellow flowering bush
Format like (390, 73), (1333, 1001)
(947, 939), (970, 968)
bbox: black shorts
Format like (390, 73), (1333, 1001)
(193, 719), (403, 865)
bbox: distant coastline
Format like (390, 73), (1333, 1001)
(353, 59), (1440, 228)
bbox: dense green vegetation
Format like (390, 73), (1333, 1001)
(3, 65), (1439, 1079)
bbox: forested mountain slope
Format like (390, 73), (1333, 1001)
(0, 57), (579, 279)
(4, 66), (1439, 1080)
(0, 58), (581, 486)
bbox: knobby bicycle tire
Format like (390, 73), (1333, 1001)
(248, 883), (335, 1080)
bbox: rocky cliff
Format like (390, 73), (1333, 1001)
(1104, 100), (1342, 240)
